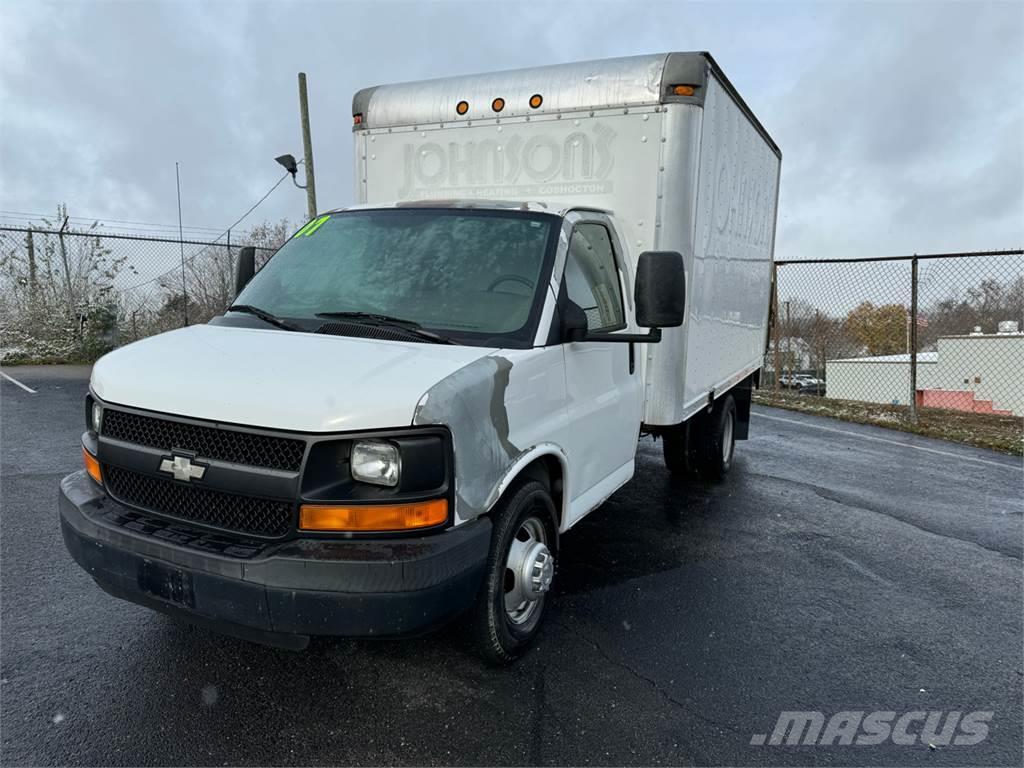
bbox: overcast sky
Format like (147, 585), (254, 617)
(1, 0), (1021, 259)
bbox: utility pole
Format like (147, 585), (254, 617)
(298, 72), (318, 220)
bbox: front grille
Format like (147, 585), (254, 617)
(102, 409), (305, 471)
(104, 465), (294, 538)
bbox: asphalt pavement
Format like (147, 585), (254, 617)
(1, 365), (1021, 767)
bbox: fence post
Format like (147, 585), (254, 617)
(58, 215), (74, 323)
(909, 255), (919, 424)
(225, 229), (232, 311)
(771, 262), (781, 390)
(784, 300), (791, 382)
(26, 228), (38, 301)
(176, 162), (190, 327)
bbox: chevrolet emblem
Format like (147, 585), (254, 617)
(159, 454), (207, 482)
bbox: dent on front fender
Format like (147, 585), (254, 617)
(412, 350), (568, 524)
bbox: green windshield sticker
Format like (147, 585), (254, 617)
(292, 220), (315, 238)
(303, 215), (330, 237)
(292, 215), (329, 238)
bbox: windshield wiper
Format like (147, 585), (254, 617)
(227, 304), (302, 332)
(315, 311), (457, 345)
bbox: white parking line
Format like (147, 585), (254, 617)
(0, 370), (37, 394)
(752, 410), (1020, 471)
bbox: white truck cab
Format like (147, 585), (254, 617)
(60, 52), (780, 662)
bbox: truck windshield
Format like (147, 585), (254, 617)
(233, 209), (558, 347)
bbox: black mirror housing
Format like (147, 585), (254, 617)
(635, 250), (685, 328)
(561, 301), (589, 342)
(235, 246), (257, 297)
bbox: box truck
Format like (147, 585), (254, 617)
(60, 52), (781, 662)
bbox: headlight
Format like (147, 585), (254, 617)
(91, 402), (103, 433)
(351, 440), (401, 487)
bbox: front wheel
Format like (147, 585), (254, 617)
(662, 419), (695, 475)
(470, 479), (557, 664)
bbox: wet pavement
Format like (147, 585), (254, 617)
(2, 365), (1021, 766)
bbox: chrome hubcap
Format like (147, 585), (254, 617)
(504, 516), (553, 625)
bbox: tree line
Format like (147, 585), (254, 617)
(775, 273), (1024, 374)
(0, 206), (292, 363)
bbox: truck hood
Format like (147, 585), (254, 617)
(91, 324), (497, 432)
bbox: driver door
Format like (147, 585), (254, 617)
(560, 217), (643, 526)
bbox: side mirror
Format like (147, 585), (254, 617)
(235, 246), (256, 297)
(635, 250), (685, 328)
(562, 301), (589, 342)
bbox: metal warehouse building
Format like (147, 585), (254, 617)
(826, 328), (1024, 416)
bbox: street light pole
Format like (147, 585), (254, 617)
(298, 72), (318, 220)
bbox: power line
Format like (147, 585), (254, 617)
(109, 166), (301, 293)
(0, 218), (226, 244)
(0, 162), (301, 241)
(208, 168), (295, 245)
(0, 210), (224, 234)
(0, 226), (274, 247)
(2, 167), (301, 296)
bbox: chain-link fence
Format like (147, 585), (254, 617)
(3, 220), (1022, 426)
(0, 226), (276, 363)
(765, 249), (1024, 421)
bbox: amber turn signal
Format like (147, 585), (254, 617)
(672, 84), (696, 96)
(299, 499), (448, 532)
(83, 447), (102, 485)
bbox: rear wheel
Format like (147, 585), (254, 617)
(697, 394), (736, 481)
(470, 479), (557, 664)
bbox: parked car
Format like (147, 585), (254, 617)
(60, 52), (781, 663)
(796, 377), (826, 395)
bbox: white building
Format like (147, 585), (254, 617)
(826, 328), (1024, 416)
(764, 336), (813, 372)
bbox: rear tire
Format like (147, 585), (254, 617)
(697, 394), (736, 481)
(470, 479), (557, 664)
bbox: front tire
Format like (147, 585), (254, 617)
(662, 419), (695, 475)
(470, 479), (557, 664)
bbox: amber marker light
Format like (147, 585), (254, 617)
(299, 499), (448, 532)
(672, 85), (696, 96)
(83, 447), (102, 485)
(529, 93), (543, 109)
(491, 97), (505, 113)
(456, 100), (470, 115)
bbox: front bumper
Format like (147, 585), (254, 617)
(59, 471), (490, 649)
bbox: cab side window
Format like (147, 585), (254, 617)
(564, 223), (625, 332)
